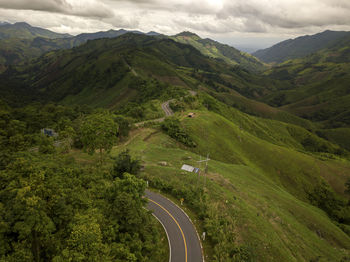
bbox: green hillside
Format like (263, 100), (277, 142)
(0, 34), (272, 106)
(0, 22), (71, 40)
(173, 31), (266, 72)
(109, 98), (350, 261)
(254, 30), (350, 63)
(0, 32), (318, 135)
(0, 24), (265, 75)
(0, 37), (77, 67)
(261, 35), (350, 129)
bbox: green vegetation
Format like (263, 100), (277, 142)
(0, 154), (166, 262)
(161, 117), (196, 147)
(1, 26), (350, 262)
(0, 103), (168, 262)
(260, 35), (350, 129)
(79, 112), (119, 163)
(111, 110), (350, 261)
(112, 150), (141, 179)
(0, 22), (70, 40)
(253, 30), (350, 63)
(173, 31), (266, 72)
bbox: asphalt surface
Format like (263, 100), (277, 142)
(134, 99), (173, 127)
(161, 100), (174, 116)
(145, 190), (203, 262)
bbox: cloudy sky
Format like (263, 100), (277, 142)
(1, 0), (350, 50)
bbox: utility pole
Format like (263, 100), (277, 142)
(196, 155), (202, 188)
(204, 153), (209, 187)
(197, 153), (210, 188)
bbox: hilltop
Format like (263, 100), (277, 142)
(0, 22), (71, 40)
(173, 31), (265, 72)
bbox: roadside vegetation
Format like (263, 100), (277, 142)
(0, 101), (168, 262)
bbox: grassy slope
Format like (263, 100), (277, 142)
(317, 128), (350, 152)
(172, 32), (265, 72)
(253, 30), (350, 63)
(262, 37), (350, 129)
(109, 107), (350, 261)
(0, 22), (71, 40)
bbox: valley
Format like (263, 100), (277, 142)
(0, 20), (349, 262)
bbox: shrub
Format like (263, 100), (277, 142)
(161, 117), (196, 147)
(112, 150), (141, 178)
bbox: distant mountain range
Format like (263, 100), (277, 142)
(259, 34), (350, 128)
(0, 33), (276, 108)
(253, 30), (350, 63)
(0, 22), (71, 39)
(0, 22), (264, 72)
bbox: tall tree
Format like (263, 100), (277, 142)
(79, 112), (118, 163)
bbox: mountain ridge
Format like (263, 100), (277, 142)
(0, 21), (72, 39)
(0, 22), (264, 73)
(254, 30), (350, 63)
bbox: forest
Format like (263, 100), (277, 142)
(0, 101), (166, 261)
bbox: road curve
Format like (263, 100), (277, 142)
(145, 190), (203, 262)
(161, 100), (174, 116)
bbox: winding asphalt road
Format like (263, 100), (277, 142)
(145, 190), (203, 262)
(161, 100), (174, 116)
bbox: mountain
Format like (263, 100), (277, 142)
(70, 28), (155, 43)
(0, 33), (288, 120)
(0, 28), (153, 69)
(0, 22), (264, 74)
(0, 22), (71, 40)
(146, 31), (160, 36)
(254, 30), (350, 63)
(173, 31), (266, 72)
(0, 24), (164, 70)
(0, 37), (77, 67)
(0, 33), (239, 105)
(260, 35), (350, 129)
(1, 30), (350, 262)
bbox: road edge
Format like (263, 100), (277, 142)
(148, 190), (205, 262)
(151, 213), (172, 262)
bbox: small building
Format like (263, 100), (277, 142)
(181, 164), (200, 174)
(188, 112), (195, 118)
(41, 128), (58, 137)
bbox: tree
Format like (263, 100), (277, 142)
(54, 212), (111, 262)
(0, 157), (56, 262)
(112, 150), (141, 178)
(79, 112), (118, 163)
(38, 135), (56, 154)
(114, 115), (131, 139)
(58, 125), (75, 153)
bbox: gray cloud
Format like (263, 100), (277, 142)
(0, 0), (114, 18)
(0, 0), (350, 49)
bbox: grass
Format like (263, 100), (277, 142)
(318, 128), (350, 151)
(103, 106), (350, 261)
(261, 40), (350, 128)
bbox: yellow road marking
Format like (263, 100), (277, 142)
(148, 198), (188, 262)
